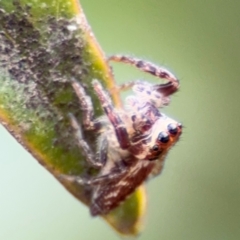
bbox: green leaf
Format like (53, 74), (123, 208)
(0, 0), (146, 236)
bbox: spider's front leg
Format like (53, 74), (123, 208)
(71, 80), (101, 131)
(63, 80), (131, 186)
(69, 80), (105, 168)
(108, 55), (179, 97)
(92, 79), (130, 150)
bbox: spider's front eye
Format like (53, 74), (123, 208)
(158, 132), (169, 143)
(167, 123), (178, 135)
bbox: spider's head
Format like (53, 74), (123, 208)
(146, 114), (182, 161)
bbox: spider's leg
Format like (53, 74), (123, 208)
(108, 55), (179, 96)
(61, 165), (128, 186)
(69, 113), (103, 168)
(92, 79), (130, 150)
(71, 80), (102, 131)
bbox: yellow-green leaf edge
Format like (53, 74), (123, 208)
(0, 0), (146, 236)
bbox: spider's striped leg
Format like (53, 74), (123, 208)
(108, 55), (179, 96)
(69, 113), (103, 168)
(61, 165), (128, 186)
(70, 80), (106, 167)
(92, 79), (130, 150)
(71, 79), (102, 131)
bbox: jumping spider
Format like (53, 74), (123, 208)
(63, 55), (182, 216)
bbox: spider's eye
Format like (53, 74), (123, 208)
(158, 132), (169, 143)
(167, 123), (178, 135)
(152, 145), (159, 152)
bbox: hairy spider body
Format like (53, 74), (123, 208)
(64, 56), (182, 216)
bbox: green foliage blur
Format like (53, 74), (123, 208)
(1, 0), (240, 239)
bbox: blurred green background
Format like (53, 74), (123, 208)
(1, 0), (240, 239)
